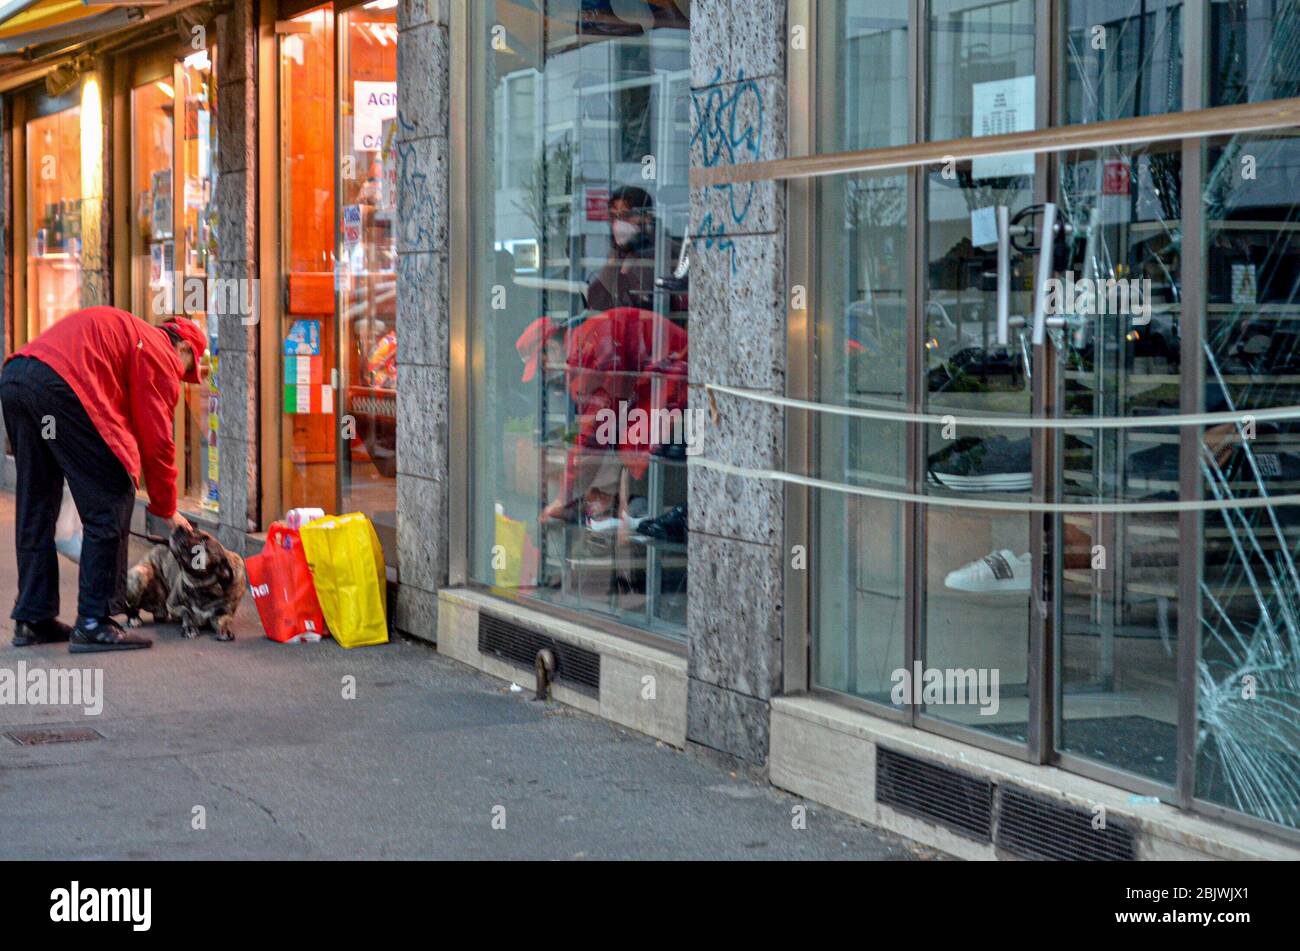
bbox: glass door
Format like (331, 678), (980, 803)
(278, 5), (338, 513)
(337, 1), (399, 562)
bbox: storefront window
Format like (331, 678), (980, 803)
(279, 7), (337, 513)
(1196, 131), (1300, 831)
(132, 78), (174, 320)
(129, 47), (219, 517)
(1053, 142), (1183, 781)
(339, 2), (399, 557)
(468, 0), (692, 635)
(802, 1), (1300, 831)
(275, 2), (398, 561)
(921, 154), (1036, 737)
(180, 49), (220, 514)
(813, 1), (910, 700)
(26, 105), (82, 337)
(1210, 0), (1300, 106)
(928, 0), (1036, 142)
(1063, 0), (1183, 123)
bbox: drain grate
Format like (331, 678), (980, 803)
(876, 747), (994, 841)
(996, 785), (1137, 860)
(477, 613), (601, 697)
(5, 726), (103, 746)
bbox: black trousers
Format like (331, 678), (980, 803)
(1, 356), (136, 622)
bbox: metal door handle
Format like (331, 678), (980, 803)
(1031, 202), (1057, 346)
(996, 205), (1011, 346)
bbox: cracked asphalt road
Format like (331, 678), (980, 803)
(0, 494), (931, 860)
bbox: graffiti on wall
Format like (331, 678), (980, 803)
(690, 68), (764, 273)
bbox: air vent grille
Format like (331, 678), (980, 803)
(996, 786), (1137, 860)
(477, 613), (600, 697)
(876, 747), (993, 840)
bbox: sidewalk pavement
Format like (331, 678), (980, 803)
(0, 493), (934, 860)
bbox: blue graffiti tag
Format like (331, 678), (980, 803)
(397, 140), (437, 251)
(690, 68), (764, 273)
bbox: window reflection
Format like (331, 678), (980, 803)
(1063, 0), (1183, 123)
(27, 107), (82, 337)
(472, 0), (692, 634)
(1211, 0), (1300, 106)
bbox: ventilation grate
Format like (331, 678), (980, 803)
(6, 727), (103, 746)
(477, 613), (600, 697)
(876, 747), (994, 841)
(996, 786), (1137, 861)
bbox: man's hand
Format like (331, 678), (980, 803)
(165, 512), (193, 534)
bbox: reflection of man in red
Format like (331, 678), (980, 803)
(516, 307), (688, 523)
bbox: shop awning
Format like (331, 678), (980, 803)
(0, 0), (134, 56)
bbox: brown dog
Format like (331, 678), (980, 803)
(125, 526), (246, 641)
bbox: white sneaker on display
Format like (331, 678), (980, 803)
(944, 549), (1032, 593)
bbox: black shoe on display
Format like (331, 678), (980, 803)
(579, 0), (644, 36)
(12, 618), (73, 647)
(927, 436), (1032, 492)
(637, 504), (687, 544)
(69, 617), (153, 654)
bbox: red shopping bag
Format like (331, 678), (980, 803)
(245, 522), (330, 643)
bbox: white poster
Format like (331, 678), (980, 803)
(971, 75), (1035, 179)
(353, 81), (398, 152)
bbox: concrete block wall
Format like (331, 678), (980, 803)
(686, 0), (788, 765)
(213, 0), (260, 552)
(393, 0), (451, 642)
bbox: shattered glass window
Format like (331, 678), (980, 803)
(1055, 142), (1184, 784)
(1197, 132), (1300, 831)
(1210, 0), (1300, 107)
(1063, 0), (1183, 124)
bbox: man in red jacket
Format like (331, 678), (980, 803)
(1, 307), (206, 653)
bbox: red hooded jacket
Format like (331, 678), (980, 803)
(8, 307), (185, 518)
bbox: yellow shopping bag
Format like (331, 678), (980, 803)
(300, 513), (389, 649)
(494, 506), (527, 589)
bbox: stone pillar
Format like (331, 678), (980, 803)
(393, 0), (451, 640)
(214, 0), (260, 552)
(687, 0), (788, 765)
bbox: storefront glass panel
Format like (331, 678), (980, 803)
(921, 155), (1035, 736)
(278, 6), (338, 514)
(812, 1), (910, 701)
(1196, 131), (1300, 831)
(928, 0), (1036, 142)
(814, 170), (909, 702)
(129, 48), (219, 517)
(1053, 142), (1183, 782)
(801, 0), (1300, 835)
(467, 0), (692, 635)
(179, 49), (220, 514)
(131, 79), (174, 320)
(1062, 0), (1183, 123)
(1210, 0), (1300, 107)
(26, 106), (82, 337)
(338, 2), (399, 558)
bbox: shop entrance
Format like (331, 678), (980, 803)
(274, 0), (398, 560)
